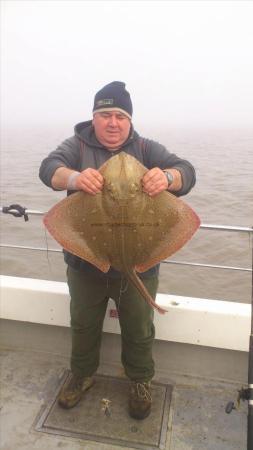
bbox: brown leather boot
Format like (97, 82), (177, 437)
(58, 373), (94, 409)
(129, 381), (152, 420)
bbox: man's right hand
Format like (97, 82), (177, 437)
(75, 168), (104, 195)
(51, 167), (104, 194)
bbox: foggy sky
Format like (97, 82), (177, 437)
(1, 0), (253, 130)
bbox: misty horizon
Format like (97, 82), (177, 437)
(1, 1), (253, 130)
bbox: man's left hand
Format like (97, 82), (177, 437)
(142, 168), (169, 197)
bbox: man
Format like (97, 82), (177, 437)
(39, 81), (196, 420)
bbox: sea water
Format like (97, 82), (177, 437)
(1, 125), (252, 303)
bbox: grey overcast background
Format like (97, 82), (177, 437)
(1, 0), (253, 132)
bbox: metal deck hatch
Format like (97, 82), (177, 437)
(34, 370), (173, 450)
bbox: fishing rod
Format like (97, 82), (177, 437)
(249, 245), (253, 450)
(225, 229), (253, 450)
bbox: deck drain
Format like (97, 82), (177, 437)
(34, 370), (172, 450)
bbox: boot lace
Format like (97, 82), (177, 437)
(135, 382), (152, 401)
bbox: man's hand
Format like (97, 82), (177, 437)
(75, 168), (104, 195)
(142, 167), (182, 197)
(142, 168), (169, 197)
(51, 166), (103, 194)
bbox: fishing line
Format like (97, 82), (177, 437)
(120, 277), (129, 294)
(116, 277), (123, 317)
(116, 276), (129, 316)
(44, 226), (54, 276)
(248, 228), (253, 250)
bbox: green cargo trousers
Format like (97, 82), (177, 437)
(67, 266), (158, 382)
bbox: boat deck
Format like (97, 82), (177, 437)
(1, 346), (247, 450)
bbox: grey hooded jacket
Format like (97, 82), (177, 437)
(39, 120), (196, 278)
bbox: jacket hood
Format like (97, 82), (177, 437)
(74, 120), (139, 149)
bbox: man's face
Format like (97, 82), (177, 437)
(92, 111), (131, 150)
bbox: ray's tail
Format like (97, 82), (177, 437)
(124, 268), (167, 315)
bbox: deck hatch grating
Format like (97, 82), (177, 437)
(34, 370), (173, 450)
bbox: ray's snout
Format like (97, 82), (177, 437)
(104, 153), (140, 202)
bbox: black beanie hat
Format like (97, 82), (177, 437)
(93, 81), (133, 119)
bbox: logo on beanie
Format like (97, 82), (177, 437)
(96, 99), (114, 107)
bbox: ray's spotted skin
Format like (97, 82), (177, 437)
(44, 153), (200, 314)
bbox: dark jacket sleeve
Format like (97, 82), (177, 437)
(144, 139), (196, 196)
(39, 136), (80, 189)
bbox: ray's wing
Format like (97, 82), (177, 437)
(44, 191), (112, 272)
(135, 191), (200, 272)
